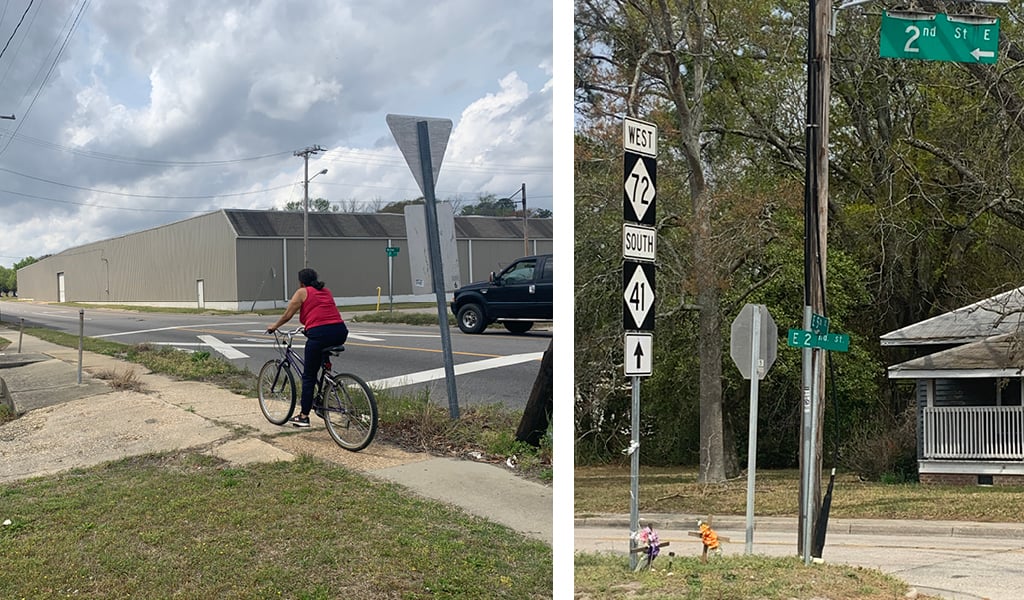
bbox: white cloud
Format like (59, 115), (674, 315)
(0, 0), (552, 266)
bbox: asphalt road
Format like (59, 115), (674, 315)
(0, 302), (551, 410)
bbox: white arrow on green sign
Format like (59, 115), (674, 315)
(880, 11), (999, 64)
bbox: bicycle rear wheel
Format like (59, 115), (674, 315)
(257, 359), (296, 424)
(322, 373), (378, 451)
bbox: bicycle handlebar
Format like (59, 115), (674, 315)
(269, 326), (305, 346)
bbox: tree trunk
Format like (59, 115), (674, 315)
(516, 340), (553, 447)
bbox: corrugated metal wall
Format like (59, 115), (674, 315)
(18, 210), (554, 308)
(18, 212), (237, 305)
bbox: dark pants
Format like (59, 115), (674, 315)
(301, 322), (349, 414)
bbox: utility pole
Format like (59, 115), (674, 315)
(520, 183), (528, 255)
(294, 145), (325, 267)
(799, 0), (831, 563)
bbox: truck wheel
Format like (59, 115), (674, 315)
(503, 321), (533, 334)
(457, 304), (487, 334)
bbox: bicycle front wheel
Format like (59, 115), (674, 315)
(257, 359), (296, 425)
(322, 373), (378, 451)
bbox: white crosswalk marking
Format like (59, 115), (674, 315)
(197, 335), (249, 359)
(366, 352), (543, 389)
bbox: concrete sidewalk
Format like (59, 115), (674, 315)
(575, 512), (1024, 540)
(0, 329), (551, 544)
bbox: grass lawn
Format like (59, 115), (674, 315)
(576, 464), (1024, 521)
(0, 453), (552, 599)
(574, 554), (935, 600)
(573, 466), (974, 599)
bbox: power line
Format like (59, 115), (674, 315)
(0, 0), (34, 63)
(9, 133), (293, 166)
(0, 175), (295, 201)
(0, 0), (90, 158)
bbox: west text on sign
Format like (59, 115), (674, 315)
(623, 117), (657, 157)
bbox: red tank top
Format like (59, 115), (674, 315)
(299, 286), (343, 330)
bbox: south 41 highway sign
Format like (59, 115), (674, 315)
(623, 261), (655, 331)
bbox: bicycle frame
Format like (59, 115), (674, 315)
(270, 327), (336, 403)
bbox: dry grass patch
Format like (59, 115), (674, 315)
(575, 465), (1024, 521)
(94, 367), (146, 392)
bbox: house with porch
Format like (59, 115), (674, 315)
(883, 287), (1024, 485)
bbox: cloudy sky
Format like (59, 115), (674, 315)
(0, 0), (554, 267)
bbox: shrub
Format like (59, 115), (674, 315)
(840, 406), (918, 483)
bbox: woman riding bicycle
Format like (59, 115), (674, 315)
(266, 268), (349, 427)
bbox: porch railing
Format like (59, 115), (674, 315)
(923, 406), (1024, 460)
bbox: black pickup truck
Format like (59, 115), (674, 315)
(449, 254), (553, 334)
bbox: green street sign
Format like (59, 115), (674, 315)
(810, 313), (829, 335)
(815, 332), (850, 352)
(788, 328), (815, 349)
(385, 246), (400, 257)
(881, 11), (999, 64)
(787, 328), (851, 352)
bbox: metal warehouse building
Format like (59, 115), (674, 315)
(17, 209), (553, 310)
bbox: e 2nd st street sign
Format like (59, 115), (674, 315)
(880, 11), (999, 64)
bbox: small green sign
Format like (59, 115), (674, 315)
(810, 313), (829, 335)
(385, 246), (400, 257)
(880, 11), (999, 64)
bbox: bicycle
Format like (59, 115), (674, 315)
(257, 327), (378, 452)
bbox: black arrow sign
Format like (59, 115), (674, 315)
(633, 341), (645, 369)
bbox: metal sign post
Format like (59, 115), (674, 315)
(386, 246), (400, 313)
(387, 114), (459, 419)
(729, 303), (778, 555)
(622, 116), (657, 570)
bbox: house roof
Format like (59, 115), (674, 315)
(888, 332), (1024, 379)
(222, 209), (553, 240)
(880, 286), (1024, 347)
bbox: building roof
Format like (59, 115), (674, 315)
(222, 209), (553, 240)
(880, 286), (1024, 347)
(888, 333), (1024, 379)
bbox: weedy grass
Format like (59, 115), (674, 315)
(93, 367), (146, 392)
(350, 310), (455, 326)
(0, 335), (9, 350)
(575, 465), (1024, 521)
(574, 553), (934, 600)
(3, 323), (551, 480)
(0, 453), (552, 599)
(375, 388), (552, 483)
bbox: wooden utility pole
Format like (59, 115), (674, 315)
(294, 145), (325, 267)
(798, 0), (831, 561)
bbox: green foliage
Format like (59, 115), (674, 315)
(282, 197), (336, 212)
(0, 256), (37, 296)
(378, 198), (424, 213)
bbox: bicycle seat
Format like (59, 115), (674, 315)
(323, 345), (345, 356)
